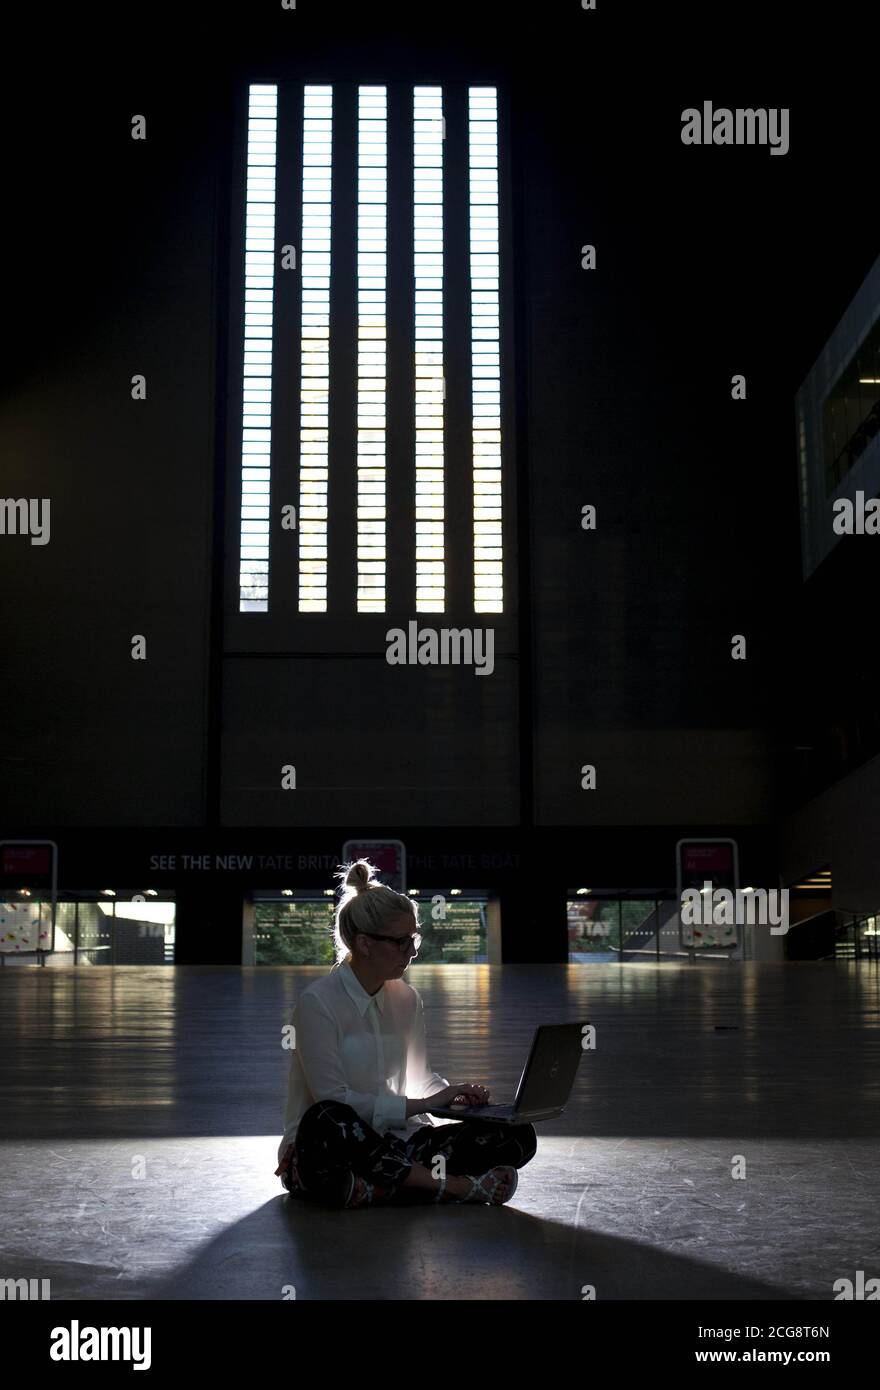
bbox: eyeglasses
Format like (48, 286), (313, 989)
(357, 930), (422, 953)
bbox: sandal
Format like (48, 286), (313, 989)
(440, 1165), (519, 1205)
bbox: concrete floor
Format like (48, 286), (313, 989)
(1, 962), (878, 1300)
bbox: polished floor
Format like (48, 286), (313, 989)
(0, 962), (878, 1300)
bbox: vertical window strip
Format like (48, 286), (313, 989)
(469, 87), (503, 613)
(298, 85), (333, 613)
(239, 84), (277, 612)
(357, 86), (387, 612)
(414, 86), (445, 613)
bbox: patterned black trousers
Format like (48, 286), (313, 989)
(276, 1100), (538, 1208)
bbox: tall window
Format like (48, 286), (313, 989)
(235, 81), (507, 617)
(237, 84), (277, 613)
(356, 86), (388, 613)
(298, 84), (333, 613)
(469, 87), (503, 613)
(414, 86), (445, 613)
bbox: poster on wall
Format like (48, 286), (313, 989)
(0, 841), (58, 955)
(341, 839), (406, 893)
(676, 838), (739, 950)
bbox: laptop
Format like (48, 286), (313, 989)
(427, 1021), (589, 1125)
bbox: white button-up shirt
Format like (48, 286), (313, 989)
(277, 958), (450, 1165)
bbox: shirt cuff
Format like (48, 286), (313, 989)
(375, 1090), (408, 1132)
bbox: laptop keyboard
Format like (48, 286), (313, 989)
(447, 1103), (512, 1116)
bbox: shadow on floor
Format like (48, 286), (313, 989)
(141, 1192), (803, 1302)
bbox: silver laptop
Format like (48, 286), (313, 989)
(427, 1021), (588, 1125)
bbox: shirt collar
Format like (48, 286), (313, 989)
(339, 958), (386, 1015)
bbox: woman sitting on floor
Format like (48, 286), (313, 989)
(275, 858), (537, 1208)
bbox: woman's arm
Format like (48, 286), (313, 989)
(406, 1095), (439, 1118)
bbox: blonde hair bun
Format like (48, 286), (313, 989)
(344, 860), (375, 894)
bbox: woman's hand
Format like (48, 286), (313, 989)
(429, 1083), (491, 1109)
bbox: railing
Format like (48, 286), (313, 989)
(833, 909), (880, 961)
(784, 907), (880, 961)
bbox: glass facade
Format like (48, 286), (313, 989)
(823, 315), (880, 494)
(567, 896), (687, 963)
(834, 914), (880, 960)
(253, 893), (488, 964)
(0, 896), (176, 965)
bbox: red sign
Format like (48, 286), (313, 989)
(342, 840), (406, 892)
(1, 846), (52, 876)
(683, 845), (733, 873)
